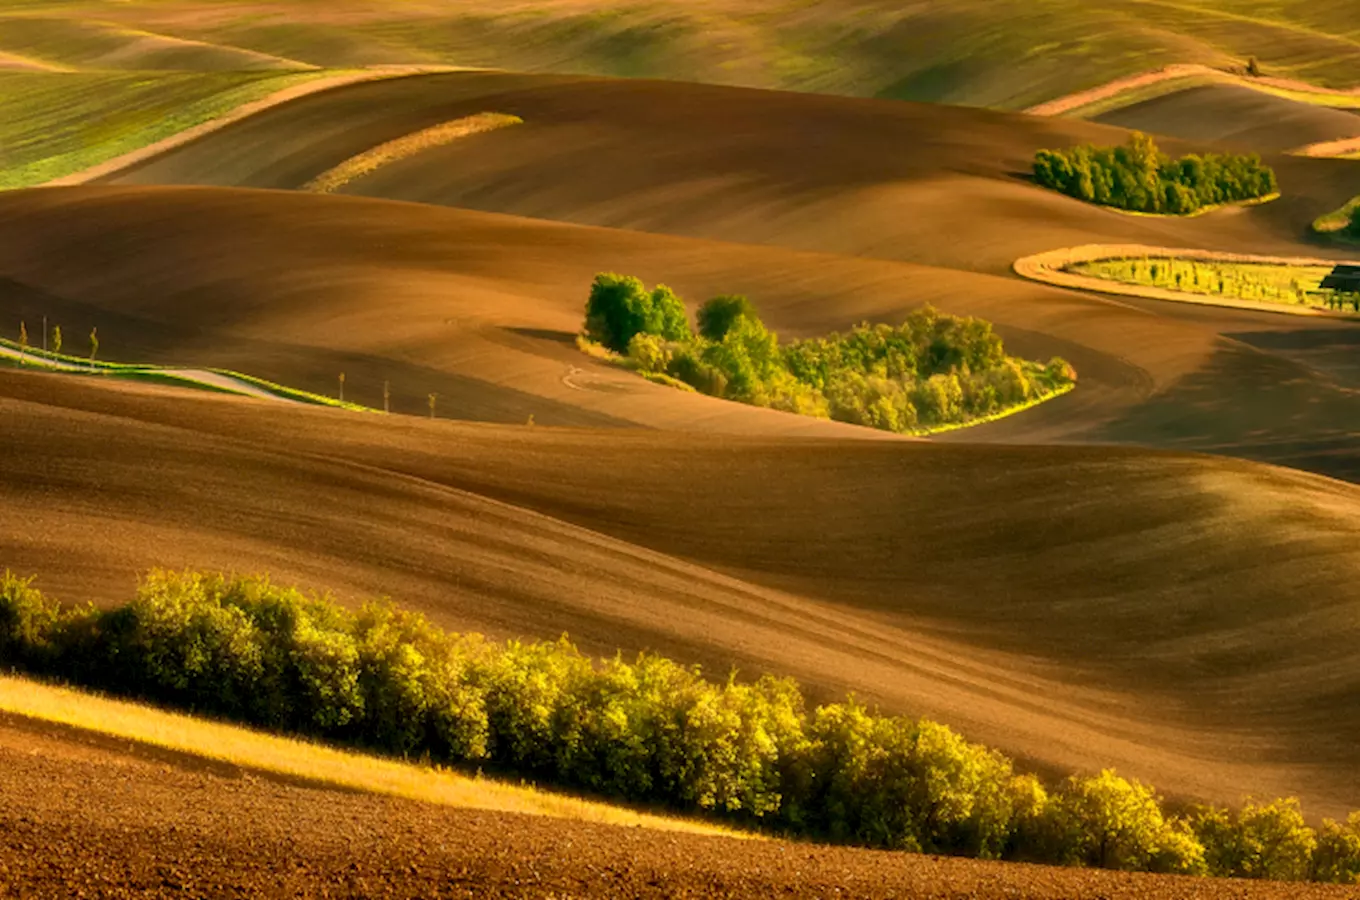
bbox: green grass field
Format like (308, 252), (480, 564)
(3, 0), (1358, 110)
(1070, 257), (1338, 308)
(0, 70), (331, 188)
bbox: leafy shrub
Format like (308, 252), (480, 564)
(1192, 799), (1317, 880)
(10, 569), (1358, 884)
(1313, 813), (1360, 884)
(1047, 769), (1206, 874)
(1034, 132), (1277, 214)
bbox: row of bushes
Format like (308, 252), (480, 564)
(582, 274), (1075, 433)
(1033, 132), (1277, 214)
(2, 570), (1358, 882)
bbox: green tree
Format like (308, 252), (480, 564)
(89, 326), (98, 361)
(1193, 799), (1317, 880)
(697, 294), (757, 341)
(1313, 812), (1360, 884)
(584, 273), (691, 353)
(1051, 769), (1205, 873)
(18, 321), (27, 349)
(51, 326), (61, 355)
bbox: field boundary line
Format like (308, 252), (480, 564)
(1014, 244), (1360, 318)
(40, 65), (476, 187)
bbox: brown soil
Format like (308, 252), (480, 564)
(1094, 84), (1360, 154)
(4, 71), (1360, 894)
(3, 717), (1357, 899)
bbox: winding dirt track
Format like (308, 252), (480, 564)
(4, 71), (1360, 894)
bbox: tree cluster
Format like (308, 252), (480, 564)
(1033, 132), (1277, 214)
(3, 569), (1358, 882)
(583, 274), (1075, 433)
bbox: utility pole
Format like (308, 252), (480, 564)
(338, 372), (345, 403)
(42, 315), (47, 352)
(383, 380), (390, 414)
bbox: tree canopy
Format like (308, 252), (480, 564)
(1033, 132), (1277, 215)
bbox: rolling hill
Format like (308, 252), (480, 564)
(4, 0), (1359, 108)
(3, 15), (1360, 893)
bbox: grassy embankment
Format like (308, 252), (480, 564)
(0, 673), (740, 837)
(0, 337), (372, 410)
(1313, 197), (1360, 238)
(4, 0), (1359, 109)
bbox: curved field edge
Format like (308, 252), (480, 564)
(303, 112), (522, 194)
(34, 65), (470, 189)
(1313, 197), (1360, 235)
(0, 673), (741, 838)
(1026, 64), (1360, 120)
(0, 338), (371, 410)
(1013, 245), (1360, 317)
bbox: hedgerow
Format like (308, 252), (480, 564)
(1033, 132), (1277, 215)
(583, 275), (1076, 434)
(2, 570), (1357, 883)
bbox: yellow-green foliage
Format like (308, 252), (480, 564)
(1071, 257), (1335, 308)
(587, 275), (1077, 435)
(5, 568), (1360, 882)
(1313, 196), (1360, 236)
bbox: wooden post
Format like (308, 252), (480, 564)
(338, 372), (345, 403)
(383, 380), (390, 414)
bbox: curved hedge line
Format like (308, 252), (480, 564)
(1033, 132), (1277, 215)
(582, 274), (1076, 434)
(2, 570), (1358, 883)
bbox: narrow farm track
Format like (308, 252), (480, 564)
(0, 342), (293, 402)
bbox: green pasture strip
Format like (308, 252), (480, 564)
(0, 351), (238, 395)
(0, 338), (373, 410)
(1313, 195), (1360, 234)
(0, 69), (334, 189)
(1068, 257), (1337, 308)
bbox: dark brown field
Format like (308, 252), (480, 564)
(3, 71), (1360, 896)
(6, 715), (1360, 899)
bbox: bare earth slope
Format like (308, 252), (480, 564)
(102, 72), (1360, 272)
(9, 717), (1357, 899)
(3, 360), (1360, 820)
(1094, 84), (1360, 153)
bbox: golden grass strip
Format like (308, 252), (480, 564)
(1014, 244), (1359, 318)
(42, 66), (471, 187)
(1027, 63), (1360, 119)
(1313, 196), (1360, 234)
(303, 113), (522, 194)
(1292, 136), (1360, 159)
(0, 673), (746, 839)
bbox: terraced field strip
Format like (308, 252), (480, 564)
(301, 112), (523, 194)
(1014, 244), (1359, 316)
(1027, 63), (1360, 119)
(0, 674), (743, 838)
(42, 65), (469, 187)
